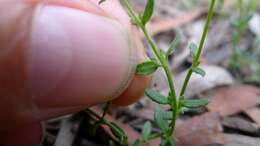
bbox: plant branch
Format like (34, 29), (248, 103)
(179, 0), (216, 98)
(120, 0), (179, 134)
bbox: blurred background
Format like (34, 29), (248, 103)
(42, 0), (260, 146)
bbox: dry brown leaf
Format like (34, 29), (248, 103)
(146, 8), (206, 36)
(207, 85), (260, 117)
(223, 134), (260, 146)
(244, 107), (260, 125)
(175, 112), (224, 146)
(222, 117), (260, 136)
(174, 65), (234, 98)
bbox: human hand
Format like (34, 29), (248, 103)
(0, 0), (149, 145)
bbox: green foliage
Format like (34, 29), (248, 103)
(136, 60), (160, 75)
(160, 138), (174, 146)
(141, 121), (152, 142)
(142, 0), (154, 25)
(229, 0), (258, 80)
(248, 0), (257, 14)
(154, 107), (169, 132)
(88, 0), (216, 145)
(162, 111), (174, 120)
(192, 67), (206, 77)
(145, 88), (169, 104)
(166, 34), (181, 57)
(189, 42), (199, 59)
(179, 107), (190, 114)
(181, 99), (209, 108)
(109, 122), (128, 145)
(89, 120), (103, 135)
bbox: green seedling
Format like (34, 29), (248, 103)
(87, 0), (216, 145)
(229, 0), (258, 79)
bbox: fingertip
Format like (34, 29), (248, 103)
(29, 5), (135, 107)
(112, 75), (151, 106)
(112, 23), (150, 106)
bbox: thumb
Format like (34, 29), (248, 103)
(0, 122), (43, 146)
(0, 0), (136, 128)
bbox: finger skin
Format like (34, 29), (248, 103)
(91, 0), (151, 106)
(0, 0), (149, 130)
(0, 122), (43, 146)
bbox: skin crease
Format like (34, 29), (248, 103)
(0, 0), (150, 145)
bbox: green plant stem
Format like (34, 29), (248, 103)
(141, 27), (177, 100)
(121, 0), (215, 142)
(141, 20), (178, 136)
(85, 109), (113, 131)
(121, 0), (179, 134)
(85, 109), (103, 120)
(102, 101), (111, 118)
(179, 0), (216, 99)
(237, 0), (243, 43)
(86, 109), (130, 146)
(121, 0), (178, 133)
(239, 0), (243, 21)
(120, 0), (142, 27)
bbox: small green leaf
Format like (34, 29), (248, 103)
(182, 99), (209, 108)
(145, 88), (168, 104)
(141, 121), (152, 142)
(179, 107), (190, 114)
(136, 60), (160, 75)
(110, 122), (125, 135)
(162, 111), (173, 120)
(160, 138), (174, 146)
(192, 67), (206, 77)
(89, 120), (103, 135)
(154, 107), (169, 132)
(189, 42), (199, 59)
(142, 0), (154, 25)
(132, 140), (141, 146)
(166, 34), (181, 56)
(159, 49), (166, 58)
(109, 122), (128, 144)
